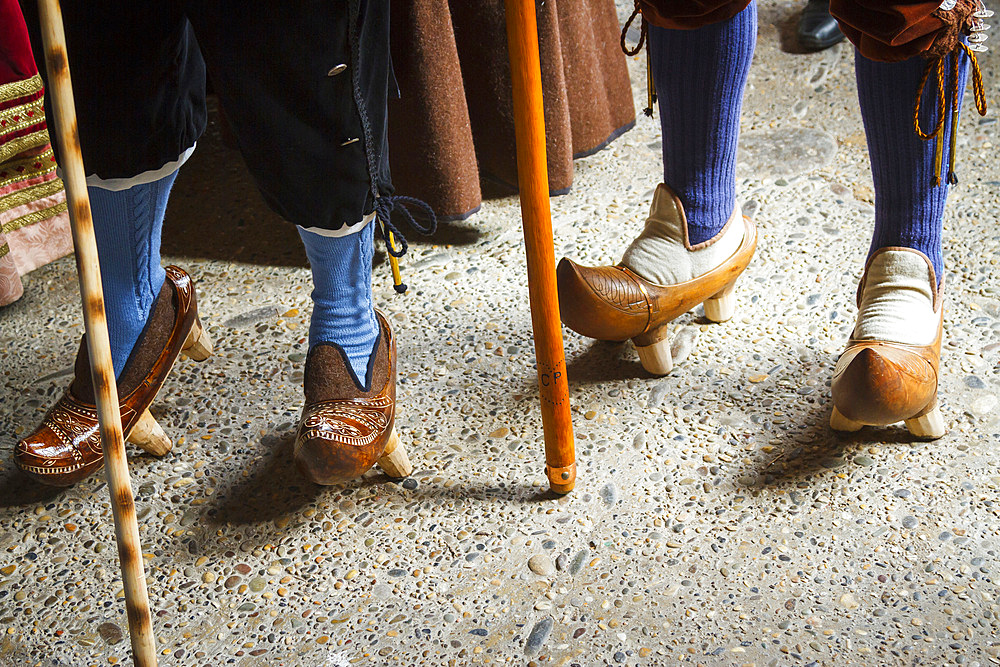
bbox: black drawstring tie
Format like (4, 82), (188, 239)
(373, 196), (437, 293)
(620, 1), (646, 56)
(347, 0), (438, 293)
(374, 195), (437, 259)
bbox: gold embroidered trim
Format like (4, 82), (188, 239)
(0, 178), (64, 215)
(2, 144), (55, 172)
(0, 74), (43, 104)
(0, 96), (46, 139)
(0, 129), (48, 166)
(0, 145), (57, 189)
(2, 200), (67, 234)
(0, 242), (8, 259)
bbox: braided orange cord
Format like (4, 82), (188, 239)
(959, 42), (988, 117)
(944, 43), (989, 184)
(914, 56), (949, 185)
(951, 47), (961, 114)
(914, 57), (948, 141)
(910, 28), (990, 186)
(947, 52), (961, 183)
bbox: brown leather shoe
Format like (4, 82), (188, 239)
(15, 266), (213, 486)
(294, 311), (412, 485)
(830, 248), (945, 439)
(557, 210), (756, 375)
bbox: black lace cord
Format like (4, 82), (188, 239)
(347, 0), (385, 209)
(346, 0), (437, 292)
(375, 195), (438, 259)
(644, 42), (657, 118)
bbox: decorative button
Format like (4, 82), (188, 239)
(327, 64), (348, 77)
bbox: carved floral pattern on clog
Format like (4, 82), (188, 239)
(297, 396), (392, 449)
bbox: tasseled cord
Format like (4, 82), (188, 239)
(375, 196), (437, 294)
(914, 42), (988, 186)
(621, 1), (656, 117)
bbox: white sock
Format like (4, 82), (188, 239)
(853, 248), (939, 346)
(620, 184), (744, 286)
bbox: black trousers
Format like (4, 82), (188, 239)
(22, 0), (393, 231)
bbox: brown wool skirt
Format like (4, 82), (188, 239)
(386, 0), (636, 220)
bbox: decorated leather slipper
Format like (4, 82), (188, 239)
(294, 310), (412, 485)
(15, 266), (212, 486)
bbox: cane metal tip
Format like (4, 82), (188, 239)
(394, 283), (407, 294)
(549, 480), (575, 495)
(546, 463), (576, 495)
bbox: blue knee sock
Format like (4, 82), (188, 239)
(298, 223), (379, 387)
(855, 50), (967, 283)
(648, 1), (757, 243)
(88, 173), (175, 378)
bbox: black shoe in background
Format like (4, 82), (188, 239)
(797, 0), (845, 51)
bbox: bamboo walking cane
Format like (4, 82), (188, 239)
(503, 0), (576, 494)
(36, 1), (159, 664)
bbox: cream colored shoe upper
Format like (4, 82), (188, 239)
(620, 183), (745, 286)
(853, 248), (940, 346)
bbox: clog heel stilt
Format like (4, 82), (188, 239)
(376, 429), (412, 479)
(127, 409), (172, 456)
(182, 318), (213, 361)
(703, 280), (738, 322)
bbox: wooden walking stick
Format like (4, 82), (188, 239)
(503, 0), (576, 494)
(36, 1), (159, 664)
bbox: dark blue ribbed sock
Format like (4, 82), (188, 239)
(298, 223), (379, 387)
(648, 1), (757, 243)
(88, 173), (174, 378)
(856, 50), (968, 284)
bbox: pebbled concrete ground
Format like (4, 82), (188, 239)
(1, 2), (999, 665)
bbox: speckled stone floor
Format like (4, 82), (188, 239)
(2, 2), (1000, 665)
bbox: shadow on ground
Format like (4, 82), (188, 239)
(187, 428), (555, 560)
(741, 364), (931, 488)
(0, 468), (62, 509)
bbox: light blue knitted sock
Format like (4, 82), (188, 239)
(298, 223), (379, 387)
(88, 172), (175, 377)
